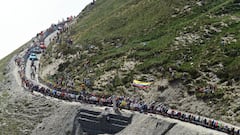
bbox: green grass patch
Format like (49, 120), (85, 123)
(196, 88), (225, 100)
(0, 41), (30, 82)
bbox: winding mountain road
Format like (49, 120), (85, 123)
(12, 31), (237, 135)
(25, 31), (58, 84)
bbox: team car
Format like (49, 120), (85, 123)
(29, 53), (38, 61)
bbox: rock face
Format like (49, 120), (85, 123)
(117, 113), (227, 135)
(31, 103), (79, 135)
(118, 116), (176, 135)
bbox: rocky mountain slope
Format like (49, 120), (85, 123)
(0, 50), (227, 135)
(40, 0), (240, 126)
(0, 0), (240, 134)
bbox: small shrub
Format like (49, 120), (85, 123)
(58, 61), (70, 72)
(236, 116), (240, 123)
(122, 72), (134, 85)
(234, 106), (240, 113)
(113, 75), (122, 87)
(196, 88), (224, 100)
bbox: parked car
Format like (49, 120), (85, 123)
(31, 47), (42, 54)
(29, 53), (38, 61)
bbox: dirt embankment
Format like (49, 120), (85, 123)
(0, 44), (80, 135)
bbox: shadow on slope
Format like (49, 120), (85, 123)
(72, 109), (133, 135)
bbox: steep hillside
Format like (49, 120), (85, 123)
(41, 0), (240, 126)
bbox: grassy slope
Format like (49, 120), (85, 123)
(42, 0), (240, 124)
(0, 36), (33, 78)
(0, 55), (13, 82)
(0, 43), (28, 82)
(0, 41), (33, 134)
(46, 0), (240, 86)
